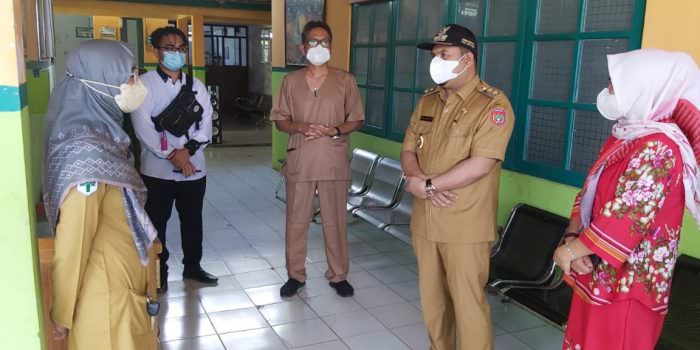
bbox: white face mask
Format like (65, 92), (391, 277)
(306, 46), (331, 66)
(80, 77), (149, 113)
(596, 88), (623, 121)
(429, 54), (467, 85)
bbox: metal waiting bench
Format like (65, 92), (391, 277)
(347, 157), (405, 212)
(488, 204), (571, 327)
(353, 190), (413, 230)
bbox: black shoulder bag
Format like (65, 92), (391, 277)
(151, 74), (204, 138)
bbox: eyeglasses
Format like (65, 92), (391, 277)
(157, 45), (188, 53)
(307, 39), (330, 48)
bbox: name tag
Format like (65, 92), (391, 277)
(420, 116), (434, 122)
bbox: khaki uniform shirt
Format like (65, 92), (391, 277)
(402, 77), (515, 243)
(271, 67), (365, 182)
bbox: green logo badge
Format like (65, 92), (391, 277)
(77, 181), (98, 196)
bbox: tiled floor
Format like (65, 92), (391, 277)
(158, 146), (565, 350)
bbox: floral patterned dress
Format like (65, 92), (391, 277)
(563, 133), (685, 350)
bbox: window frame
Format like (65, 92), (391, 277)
(349, 0), (646, 186)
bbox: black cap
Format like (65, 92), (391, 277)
(417, 24), (478, 56)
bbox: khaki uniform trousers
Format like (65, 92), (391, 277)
(285, 180), (349, 282)
(413, 234), (493, 350)
(52, 184), (157, 350)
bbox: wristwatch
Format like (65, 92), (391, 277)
(425, 179), (437, 197)
(332, 127), (342, 140)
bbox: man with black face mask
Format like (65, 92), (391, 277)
(401, 24), (515, 350)
(131, 27), (216, 293)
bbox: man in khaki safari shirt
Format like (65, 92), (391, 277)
(401, 24), (515, 350)
(271, 21), (364, 298)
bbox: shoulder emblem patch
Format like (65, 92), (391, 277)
(491, 107), (506, 126)
(77, 181), (98, 196)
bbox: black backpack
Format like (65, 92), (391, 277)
(151, 74), (204, 138)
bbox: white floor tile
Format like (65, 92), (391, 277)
(246, 284), (300, 306)
(392, 323), (430, 350)
(306, 293), (363, 317)
(321, 309), (386, 338)
(352, 254), (399, 270)
(345, 271), (383, 289)
(366, 265), (417, 285)
(493, 333), (534, 350)
(161, 335), (225, 350)
(219, 328), (288, 350)
(368, 302), (423, 329)
(387, 280), (421, 301)
(225, 257), (272, 274)
(491, 304), (546, 333)
(236, 269), (284, 289)
(343, 330), (409, 350)
(198, 290), (254, 313)
(160, 295), (205, 318)
(511, 325), (564, 350)
(159, 314), (216, 342)
(259, 300), (317, 326)
(189, 275), (242, 296)
(208, 307), (269, 334)
(353, 285), (404, 308)
(291, 340), (349, 350)
(273, 318), (338, 348)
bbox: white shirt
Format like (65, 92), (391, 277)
(131, 68), (213, 181)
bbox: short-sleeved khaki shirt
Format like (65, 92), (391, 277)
(271, 67), (365, 182)
(402, 77), (515, 243)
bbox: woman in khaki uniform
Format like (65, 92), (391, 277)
(271, 21), (364, 298)
(44, 40), (158, 349)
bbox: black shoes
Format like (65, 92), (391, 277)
(329, 280), (354, 297)
(280, 278), (305, 297)
(183, 267), (219, 284)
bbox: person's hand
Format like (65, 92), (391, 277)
(554, 245), (574, 275)
(52, 324), (68, 341)
(405, 176), (427, 199)
(429, 191), (457, 208)
(304, 124), (332, 141)
(181, 161), (197, 177)
(309, 124), (337, 137)
(570, 255), (594, 275)
(168, 149), (191, 169)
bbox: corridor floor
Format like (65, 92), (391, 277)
(158, 146), (565, 350)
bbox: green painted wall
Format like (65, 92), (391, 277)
(26, 68), (51, 204)
(270, 69), (700, 258)
(0, 108), (45, 350)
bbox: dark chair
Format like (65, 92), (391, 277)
(656, 254), (700, 350)
(489, 204), (568, 291)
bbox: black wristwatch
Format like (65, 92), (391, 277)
(332, 127), (342, 140)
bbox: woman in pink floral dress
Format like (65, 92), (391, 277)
(553, 49), (700, 350)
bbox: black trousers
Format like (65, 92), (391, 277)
(142, 175), (206, 279)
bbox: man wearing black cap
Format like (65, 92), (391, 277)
(401, 24), (514, 349)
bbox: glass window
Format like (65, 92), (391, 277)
(204, 24), (249, 67)
(349, 0), (644, 186)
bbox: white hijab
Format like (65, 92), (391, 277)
(581, 49), (700, 228)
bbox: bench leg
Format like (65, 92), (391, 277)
(274, 176), (286, 203)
